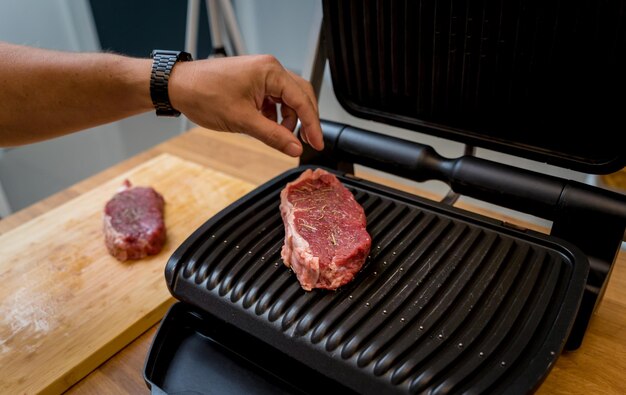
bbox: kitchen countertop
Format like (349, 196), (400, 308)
(2, 127), (625, 394)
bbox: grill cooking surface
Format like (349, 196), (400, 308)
(166, 166), (587, 394)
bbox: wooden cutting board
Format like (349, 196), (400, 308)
(0, 153), (255, 395)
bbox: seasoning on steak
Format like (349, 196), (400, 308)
(280, 168), (371, 291)
(103, 180), (166, 262)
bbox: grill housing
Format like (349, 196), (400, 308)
(321, 0), (626, 173)
(165, 165), (587, 395)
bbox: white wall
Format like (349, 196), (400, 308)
(233, 0), (318, 73)
(0, 0), (97, 51)
(0, 0), (181, 215)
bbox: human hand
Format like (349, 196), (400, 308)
(168, 55), (323, 157)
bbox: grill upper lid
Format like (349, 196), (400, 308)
(322, 0), (626, 174)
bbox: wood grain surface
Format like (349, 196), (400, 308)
(1, 128), (624, 395)
(0, 153), (255, 394)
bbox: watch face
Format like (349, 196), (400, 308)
(178, 51), (193, 61)
(151, 49), (193, 62)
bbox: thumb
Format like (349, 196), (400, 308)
(243, 112), (303, 157)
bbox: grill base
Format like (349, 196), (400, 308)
(143, 302), (351, 395)
(163, 166), (588, 394)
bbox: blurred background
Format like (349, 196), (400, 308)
(0, 0), (609, 228)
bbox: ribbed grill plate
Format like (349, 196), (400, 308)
(321, 0), (626, 173)
(166, 166), (587, 394)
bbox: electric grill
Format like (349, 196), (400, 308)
(144, 1), (626, 394)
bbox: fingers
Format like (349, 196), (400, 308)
(244, 111), (303, 157)
(263, 99), (307, 147)
(299, 121), (310, 145)
(261, 97), (277, 122)
(265, 69), (324, 151)
(280, 103), (298, 132)
(286, 72), (323, 150)
(287, 70), (318, 113)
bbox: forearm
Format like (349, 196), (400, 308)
(0, 42), (323, 156)
(0, 42), (152, 146)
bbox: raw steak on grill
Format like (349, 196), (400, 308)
(103, 180), (166, 262)
(280, 168), (371, 291)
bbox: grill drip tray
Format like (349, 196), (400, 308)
(156, 166), (588, 394)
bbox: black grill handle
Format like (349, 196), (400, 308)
(321, 120), (626, 224)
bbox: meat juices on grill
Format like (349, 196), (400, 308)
(103, 180), (166, 262)
(280, 168), (371, 291)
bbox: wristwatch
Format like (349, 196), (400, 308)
(149, 49), (193, 117)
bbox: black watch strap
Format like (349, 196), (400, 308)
(150, 50), (193, 117)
